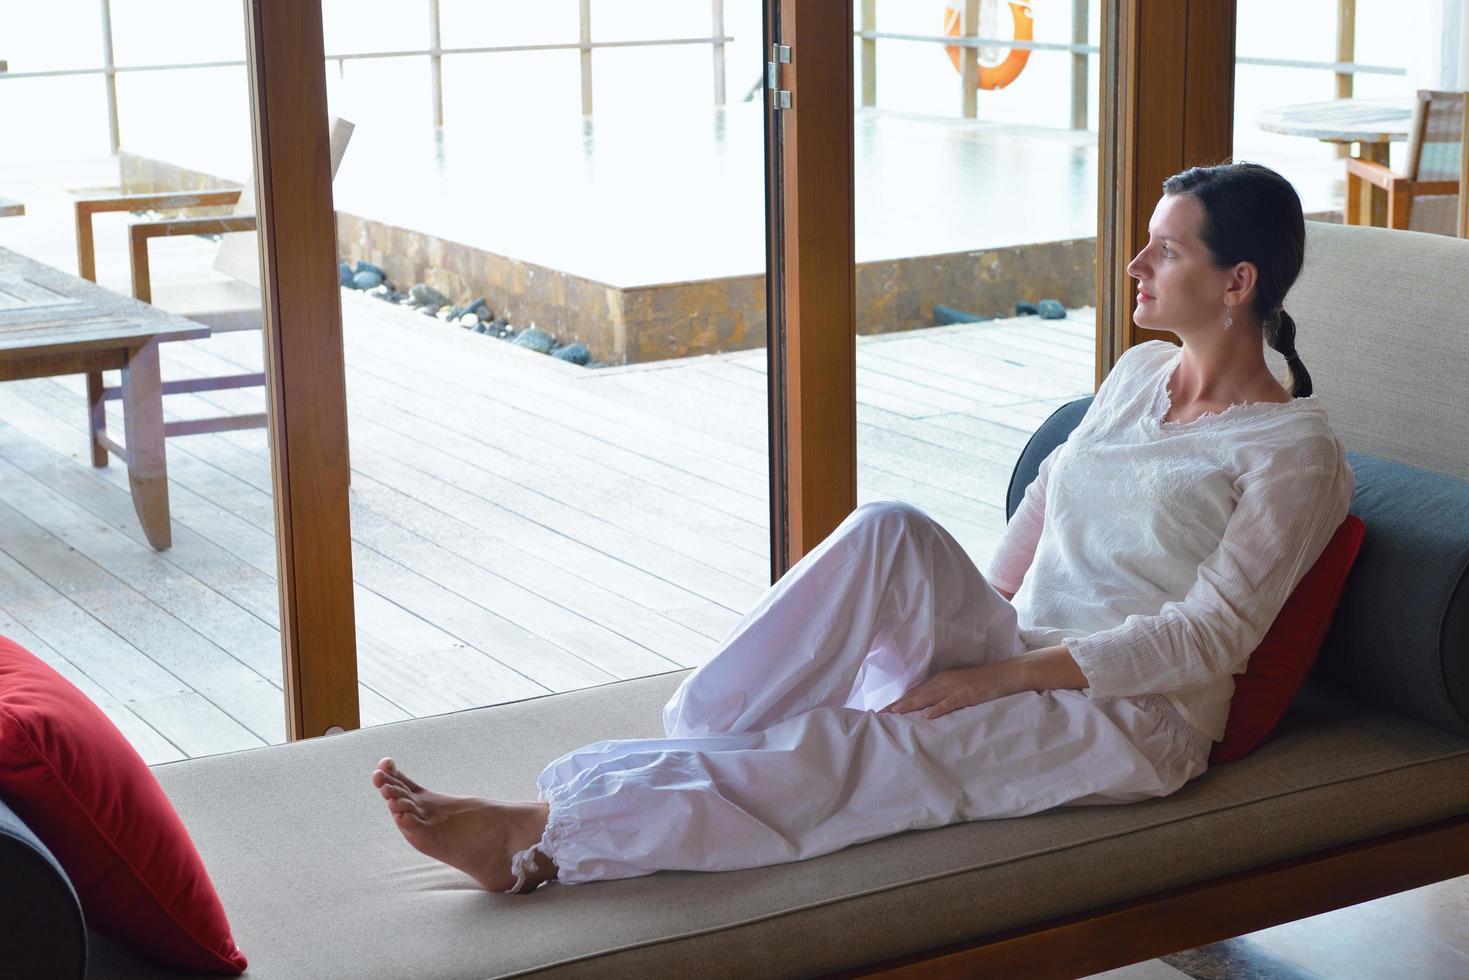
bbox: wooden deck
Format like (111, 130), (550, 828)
(0, 295), (1092, 763)
(0, 158), (1095, 763)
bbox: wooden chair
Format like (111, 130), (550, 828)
(73, 118), (354, 465)
(1345, 89), (1469, 238)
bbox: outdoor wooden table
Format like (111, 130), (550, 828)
(0, 245), (209, 549)
(1256, 97), (1415, 226)
(0, 197), (24, 218)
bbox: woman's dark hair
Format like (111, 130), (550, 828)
(1161, 162), (1313, 398)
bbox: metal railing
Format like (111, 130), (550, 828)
(856, 0), (1405, 129)
(0, 0), (1415, 150)
(0, 0), (731, 154)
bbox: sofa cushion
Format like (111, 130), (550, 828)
(84, 670), (1469, 979)
(0, 793), (86, 978)
(0, 636), (247, 974)
(1313, 452), (1469, 734)
(1210, 514), (1365, 764)
(1008, 398), (1469, 738)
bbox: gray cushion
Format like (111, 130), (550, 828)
(0, 794), (86, 978)
(1005, 396), (1469, 737)
(84, 671), (1469, 979)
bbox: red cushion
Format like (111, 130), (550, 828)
(1210, 515), (1366, 764)
(0, 635), (247, 973)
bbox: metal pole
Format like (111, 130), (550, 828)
(861, 0), (876, 107)
(99, 0), (120, 154)
(1335, 0), (1355, 158)
(711, 0), (726, 105)
(961, 0), (979, 118)
(579, 0), (593, 116)
(1070, 0), (1089, 129)
(429, 0), (443, 131)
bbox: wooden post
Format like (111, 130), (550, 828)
(1098, 0), (1236, 377)
(429, 0), (444, 131)
(767, 0), (856, 573)
(579, 0), (593, 117)
(860, 0), (876, 108)
(1072, 0), (1090, 129)
(1335, 0), (1355, 159)
(961, 0), (980, 118)
(99, 0), (120, 154)
(245, 0), (361, 740)
(712, 0), (727, 106)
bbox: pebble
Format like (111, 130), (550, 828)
(410, 283), (450, 309)
(458, 313), (481, 328)
(1015, 301), (1039, 316)
(933, 303), (988, 325)
(1037, 299), (1066, 319)
(352, 269), (384, 290)
(338, 262), (354, 287)
(513, 326), (555, 354)
(550, 342), (590, 365)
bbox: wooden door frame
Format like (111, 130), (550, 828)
(764, 0), (857, 576)
(245, 0), (359, 739)
(1096, 0), (1236, 383)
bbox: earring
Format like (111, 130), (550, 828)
(1223, 309), (1233, 330)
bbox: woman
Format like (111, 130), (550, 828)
(370, 162), (1354, 894)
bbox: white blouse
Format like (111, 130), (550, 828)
(985, 339), (1355, 744)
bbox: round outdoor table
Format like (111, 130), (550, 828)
(1256, 97), (1416, 225)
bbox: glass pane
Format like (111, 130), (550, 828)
(438, 0), (579, 49)
(853, 0), (1100, 568)
(0, 5), (290, 761)
(328, 1), (770, 725)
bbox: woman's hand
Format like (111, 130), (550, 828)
(877, 662), (1025, 720)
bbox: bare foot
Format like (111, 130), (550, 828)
(370, 757), (556, 893)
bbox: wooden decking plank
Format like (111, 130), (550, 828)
(351, 417), (767, 612)
(0, 545), (264, 757)
(347, 474), (730, 659)
(158, 334), (772, 541)
(856, 345), (1063, 408)
(0, 610), (186, 765)
(337, 373), (769, 572)
(693, 360), (1042, 462)
(349, 584), (552, 706)
(348, 531), (652, 687)
(341, 302), (771, 481)
(0, 500), (287, 743)
(348, 447), (720, 615)
(44, 379), (625, 696)
(0, 412), (402, 724)
(978, 325), (1095, 364)
(0, 409), (282, 625)
(855, 423), (1015, 508)
(345, 361), (768, 538)
(0, 453), (284, 682)
(661, 601), (746, 644)
(865, 326), (1093, 392)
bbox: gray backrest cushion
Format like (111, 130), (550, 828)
(0, 794), (87, 978)
(1004, 398), (1469, 737)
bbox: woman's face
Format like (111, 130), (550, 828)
(1126, 193), (1244, 333)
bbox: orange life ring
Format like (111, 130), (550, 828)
(943, 0), (1034, 91)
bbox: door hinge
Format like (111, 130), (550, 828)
(767, 43), (791, 110)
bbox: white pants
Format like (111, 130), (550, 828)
(512, 501), (1211, 888)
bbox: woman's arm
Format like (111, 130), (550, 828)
(985, 442), (1061, 596)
